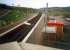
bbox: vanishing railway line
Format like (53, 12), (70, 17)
(0, 12), (42, 44)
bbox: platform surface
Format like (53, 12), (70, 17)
(22, 43), (63, 50)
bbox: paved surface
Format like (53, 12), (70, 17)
(0, 42), (22, 50)
(23, 43), (62, 50)
(0, 41), (62, 50)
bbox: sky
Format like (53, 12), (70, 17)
(0, 0), (70, 8)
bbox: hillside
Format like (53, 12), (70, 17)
(0, 4), (37, 26)
(41, 7), (70, 16)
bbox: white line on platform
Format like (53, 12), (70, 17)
(22, 14), (45, 43)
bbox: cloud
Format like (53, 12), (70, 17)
(0, 0), (70, 8)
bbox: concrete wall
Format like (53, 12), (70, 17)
(26, 14), (47, 45)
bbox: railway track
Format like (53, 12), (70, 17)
(0, 12), (42, 44)
(0, 13), (38, 34)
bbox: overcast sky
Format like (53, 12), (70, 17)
(0, 0), (70, 8)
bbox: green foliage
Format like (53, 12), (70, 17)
(0, 6), (36, 20)
(0, 5), (37, 26)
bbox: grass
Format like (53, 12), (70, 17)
(0, 6), (36, 26)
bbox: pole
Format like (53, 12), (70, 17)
(44, 3), (48, 44)
(46, 3), (48, 23)
(44, 3), (48, 32)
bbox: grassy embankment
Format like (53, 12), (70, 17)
(0, 4), (37, 26)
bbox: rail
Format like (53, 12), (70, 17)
(0, 12), (42, 44)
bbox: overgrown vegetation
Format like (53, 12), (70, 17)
(0, 4), (37, 26)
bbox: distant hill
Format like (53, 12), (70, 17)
(40, 7), (70, 16)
